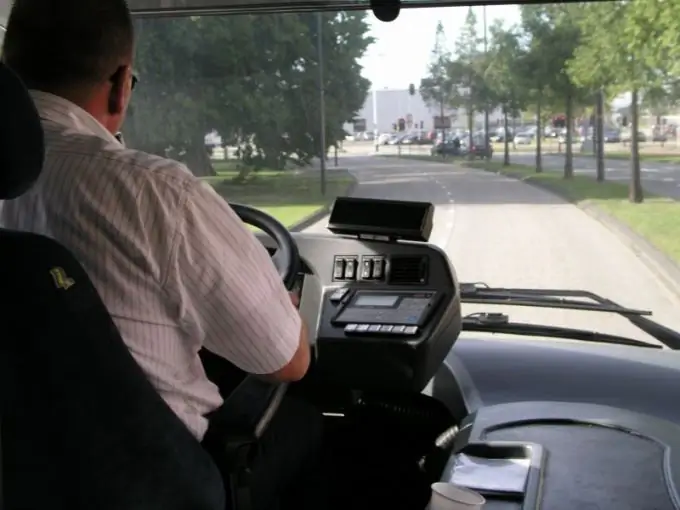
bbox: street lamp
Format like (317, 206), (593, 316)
(483, 5), (489, 143)
(317, 12), (327, 195)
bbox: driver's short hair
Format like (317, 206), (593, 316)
(2, 0), (134, 92)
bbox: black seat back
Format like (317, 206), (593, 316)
(0, 64), (226, 509)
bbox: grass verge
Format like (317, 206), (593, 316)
(200, 161), (354, 228)
(466, 160), (680, 265)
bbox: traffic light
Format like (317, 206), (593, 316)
(621, 115), (628, 127)
(408, 83), (416, 96)
(419, 120), (424, 129)
(398, 118), (405, 131)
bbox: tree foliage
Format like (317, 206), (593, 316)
(421, 0), (680, 203)
(420, 21), (454, 120)
(123, 12), (373, 175)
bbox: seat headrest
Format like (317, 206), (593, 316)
(0, 63), (44, 200)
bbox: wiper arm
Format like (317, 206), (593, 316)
(460, 282), (651, 315)
(463, 312), (661, 349)
(460, 282), (680, 350)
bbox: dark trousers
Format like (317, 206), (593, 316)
(202, 377), (327, 510)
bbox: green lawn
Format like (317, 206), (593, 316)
(200, 161), (354, 228)
(467, 160), (680, 265)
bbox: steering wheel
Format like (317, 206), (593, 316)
(229, 202), (301, 290)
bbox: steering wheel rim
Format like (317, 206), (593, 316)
(230, 202), (301, 290)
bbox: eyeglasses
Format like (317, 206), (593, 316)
(110, 66), (139, 91)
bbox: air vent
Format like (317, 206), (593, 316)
(388, 255), (429, 285)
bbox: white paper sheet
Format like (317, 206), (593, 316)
(449, 453), (531, 495)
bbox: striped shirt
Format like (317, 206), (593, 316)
(0, 91), (301, 439)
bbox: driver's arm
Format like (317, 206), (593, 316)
(163, 180), (310, 382)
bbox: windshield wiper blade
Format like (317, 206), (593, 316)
(459, 282), (680, 350)
(462, 312), (661, 349)
(460, 282), (651, 315)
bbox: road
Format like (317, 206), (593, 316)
(341, 142), (680, 199)
(304, 154), (680, 345)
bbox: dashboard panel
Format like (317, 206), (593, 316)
(258, 231), (462, 393)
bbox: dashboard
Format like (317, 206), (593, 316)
(255, 196), (680, 510)
(258, 230), (462, 393)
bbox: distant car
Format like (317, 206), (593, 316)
(431, 139), (462, 156)
(378, 133), (392, 145)
(514, 132), (535, 145)
(602, 130), (621, 143)
(468, 136), (494, 159)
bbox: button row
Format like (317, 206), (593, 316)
(360, 256), (385, 280)
(333, 255), (387, 281)
(333, 256), (358, 280)
(344, 323), (418, 336)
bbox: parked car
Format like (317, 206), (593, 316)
(431, 138), (462, 156)
(468, 136), (494, 159)
(602, 129), (621, 143)
(514, 131), (535, 144)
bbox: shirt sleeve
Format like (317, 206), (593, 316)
(164, 180), (301, 375)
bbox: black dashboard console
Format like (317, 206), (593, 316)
(306, 197), (462, 394)
(327, 196), (434, 242)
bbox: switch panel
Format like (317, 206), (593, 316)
(359, 255), (387, 281)
(333, 255), (359, 281)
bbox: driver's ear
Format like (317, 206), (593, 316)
(108, 66), (130, 115)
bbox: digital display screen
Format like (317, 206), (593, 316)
(354, 294), (399, 307)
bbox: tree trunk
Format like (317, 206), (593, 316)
(467, 102), (474, 161)
(629, 89), (644, 203)
(184, 137), (217, 177)
(535, 97), (542, 173)
(564, 92), (574, 179)
(595, 88), (605, 182)
(503, 108), (510, 166)
(440, 101), (447, 152)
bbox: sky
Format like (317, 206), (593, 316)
(358, 4), (630, 108)
(359, 4), (521, 90)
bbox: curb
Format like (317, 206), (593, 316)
(290, 170), (358, 232)
(470, 163), (680, 300)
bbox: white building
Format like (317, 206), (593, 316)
(344, 88), (506, 135)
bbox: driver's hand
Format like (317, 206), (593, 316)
(289, 292), (300, 308)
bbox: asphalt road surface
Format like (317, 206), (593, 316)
(304, 154), (680, 345)
(343, 142), (680, 199)
(507, 152), (680, 199)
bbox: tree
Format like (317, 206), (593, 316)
(485, 21), (526, 166)
(123, 12), (372, 176)
(567, 0), (668, 202)
(453, 8), (484, 154)
(420, 21), (453, 139)
(521, 4), (588, 179)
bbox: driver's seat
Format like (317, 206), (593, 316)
(0, 64), (226, 509)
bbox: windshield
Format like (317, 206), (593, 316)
(121, 3), (680, 345)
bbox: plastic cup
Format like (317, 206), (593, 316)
(428, 483), (486, 510)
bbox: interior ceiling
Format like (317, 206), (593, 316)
(0, 0), (590, 21)
(126, 0), (517, 16)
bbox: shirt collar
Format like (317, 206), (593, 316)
(29, 90), (120, 145)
